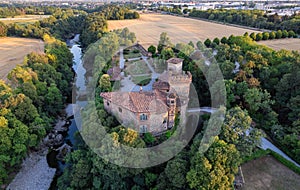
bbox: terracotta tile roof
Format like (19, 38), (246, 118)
(153, 80), (170, 90)
(167, 58), (184, 64)
(100, 90), (168, 113)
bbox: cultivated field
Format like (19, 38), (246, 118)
(0, 15), (50, 25)
(258, 38), (300, 52)
(0, 37), (44, 80)
(108, 13), (260, 48)
(241, 155), (300, 190)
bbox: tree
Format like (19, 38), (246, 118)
(221, 36), (227, 44)
(147, 45), (156, 55)
(99, 74), (111, 92)
(262, 32), (269, 40)
(213, 37), (220, 45)
(282, 30), (288, 38)
(158, 32), (172, 47)
(220, 107), (262, 157)
(250, 32), (256, 40)
(276, 30), (282, 39)
(0, 21), (7, 37)
(187, 137), (240, 190)
(256, 33), (263, 41)
(269, 31), (276, 39)
(161, 47), (174, 60)
(288, 30), (296, 38)
(204, 38), (211, 47)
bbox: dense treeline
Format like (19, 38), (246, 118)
(0, 34), (73, 184)
(4, 5), (139, 48)
(189, 9), (300, 34)
(0, 6), (68, 18)
(56, 32), (263, 189)
(201, 34), (300, 164)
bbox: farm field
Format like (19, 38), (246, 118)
(241, 155), (300, 190)
(108, 13), (260, 48)
(0, 37), (44, 80)
(0, 15), (50, 25)
(258, 38), (300, 52)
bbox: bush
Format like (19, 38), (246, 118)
(250, 32), (256, 40)
(276, 30), (282, 39)
(282, 30), (288, 38)
(262, 32), (269, 40)
(256, 33), (263, 41)
(288, 30), (296, 38)
(269, 31), (276, 39)
(213, 37), (220, 45)
(204, 38), (211, 47)
(221, 36), (227, 44)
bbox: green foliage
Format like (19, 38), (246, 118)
(0, 21), (7, 37)
(147, 45), (156, 55)
(189, 9), (300, 34)
(204, 38), (211, 47)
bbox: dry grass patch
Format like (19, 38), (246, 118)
(108, 13), (260, 48)
(258, 38), (300, 52)
(125, 60), (151, 75)
(241, 155), (300, 190)
(0, 37), (44, 80)
(0, 15), (50, 25)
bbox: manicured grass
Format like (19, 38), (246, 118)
(125, 60), (151, 75)
(132, 74), (151, 86)
(149, 58), (167, 73)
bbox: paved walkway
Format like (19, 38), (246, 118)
(120, 55), (159, 92)
(188, 107), (300, 168)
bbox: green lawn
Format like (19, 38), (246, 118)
(125, 60), (151, 75)
(149, 58), (167, 73)
(132, 74), (152, 86)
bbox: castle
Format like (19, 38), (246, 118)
(100, 57), (192, 135)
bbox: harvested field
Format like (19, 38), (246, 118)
(258, 38), (300, 52)
(0, 15), (50, 25)
(0, 37), (44, 80)
(108, 13), (260, 48)
(241, 155), (300, 190)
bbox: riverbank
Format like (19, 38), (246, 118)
(6, 144), (55, 190)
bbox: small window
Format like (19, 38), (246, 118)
(119, 107), (122, 113)
(171, 100), (175, 104)
(140, 114), (147, 121)
(140, 125), (147, 133)
(107, 101), (110, 106)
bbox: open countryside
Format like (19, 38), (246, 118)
(108, 13), (261, 48)
(258, 38), (300, 52)
(0, 37), (44, 80)
(0, 15), (50, 25)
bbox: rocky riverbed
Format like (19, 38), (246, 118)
(6, 145), (56, 190)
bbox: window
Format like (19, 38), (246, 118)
(119, 107), (122, 113)
(171, 100), (175, 104)
(140, 114), (148, 121)
(140, 125), (147, 133)
(107, 101), (110, 106)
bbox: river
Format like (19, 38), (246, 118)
(47, 34), (86, 189)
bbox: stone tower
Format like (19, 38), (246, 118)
(167, 93), (177, 128)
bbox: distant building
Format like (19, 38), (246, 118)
(100, 57), (192, 134)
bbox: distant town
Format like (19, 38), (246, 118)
(2, 0), (300, 17)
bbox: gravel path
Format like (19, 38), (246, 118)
(6, 148), (56, 190)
